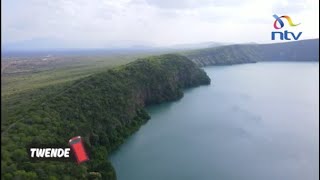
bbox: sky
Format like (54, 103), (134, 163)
(2, 0), (319, 49)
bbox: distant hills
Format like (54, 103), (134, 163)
(3, 39), (318, 64)
(2, 38), (69, 51)
(182, 44), (261, 66)
(256, 39), (319, 62)
(167, 41), (228, 50)
(1, 38), (163, 58)
(2, 38), (226, 52)
(182, 39), (319, 66)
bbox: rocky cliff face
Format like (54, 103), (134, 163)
(2, 54), (210, 179)
(124, 54), (211, 106)
(183, 39), (319, 66)
(184, 45), (260, 66)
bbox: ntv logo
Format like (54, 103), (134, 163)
(271, 14), (302, 40)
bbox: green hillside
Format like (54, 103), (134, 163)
(1, 54), (210, 179)
(183, 44), (261, 66)
(2, 39), (318, 179)
(256, 39), (319, 61)
(182, 39), (319, 66)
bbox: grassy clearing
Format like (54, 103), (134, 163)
(1, 53), (158, 98)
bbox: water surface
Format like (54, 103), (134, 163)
(110, 62), (319, 180)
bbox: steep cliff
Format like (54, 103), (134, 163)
(183, 39), (319, 66)
(1, 54), (210, 179)
(256, 39), (319, 61)
(183, 44), (261, 66)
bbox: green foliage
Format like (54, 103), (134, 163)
(1, 54), (210, 179)
(182, 44), (261, 66)
(87, 172), (102, 180)
(181, 39), (319, 66)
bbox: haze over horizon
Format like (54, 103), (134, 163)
(2, 0), (319, 50)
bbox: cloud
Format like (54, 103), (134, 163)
(272, 0), (308, 14)
(2, 0), (319, 48)
(142, 0), (247, 9)
(144, 0), (214, 9)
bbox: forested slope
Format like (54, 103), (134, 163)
(183, 39), (319, 66)
(1, 54), (210, 179)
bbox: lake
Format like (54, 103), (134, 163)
(110, 62), (319, 180)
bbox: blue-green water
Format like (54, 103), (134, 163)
(110, 62), (319, 180)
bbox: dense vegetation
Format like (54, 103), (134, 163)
(2, 39), (318, 99)
(183, 44), (261, 66)
(1, 54), (210, 179)
(183, 39), (319, 66)
(2, 39), (318, 179)
(256, 39), (319, 61)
